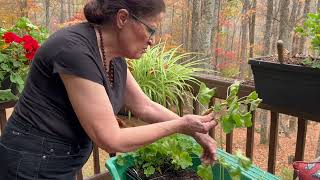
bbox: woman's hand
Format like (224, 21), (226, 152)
(193, 133), (217, 165)
(180, 113), (217, 135)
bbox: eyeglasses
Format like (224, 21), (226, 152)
(130, 13), (156, 39)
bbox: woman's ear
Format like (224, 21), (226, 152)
(116, 9), (129, 29)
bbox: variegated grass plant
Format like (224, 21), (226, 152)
(128, 42), (210, 112)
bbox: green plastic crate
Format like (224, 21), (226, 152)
(106, 149), (281, 180)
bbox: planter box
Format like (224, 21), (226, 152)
(249, 58), (320, 117)
(105, 149), (280, 180)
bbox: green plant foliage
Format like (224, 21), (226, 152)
(302, 57), (320, 68)
(116, 82), (260, 179)
(117, 134), (202, 178)
(0, 89), (18, 101)
(0, 17), (48, 101)
(129, 42), (209, 109)
(197, 82), (216, 105)
(197, 164), (213, 180)
(295, 10), (320, 68)
(201, 81), (262, 134)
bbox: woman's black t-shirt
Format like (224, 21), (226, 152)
(11, 22), (127, 144)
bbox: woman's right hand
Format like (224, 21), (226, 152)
(180, 113), (217, 135)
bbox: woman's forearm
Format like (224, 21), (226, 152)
(138, 101), (180, 123)
(101, 118), (185, 152)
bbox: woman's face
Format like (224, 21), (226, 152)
(119, 12), (164, 59)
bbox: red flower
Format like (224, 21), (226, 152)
(25, 52), (36, 61)
(21, 35), (34, 43)
(21, 35), (40, 61)
(2, 32), (22, 43)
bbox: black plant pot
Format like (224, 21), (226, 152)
(249, 58), (320, 117)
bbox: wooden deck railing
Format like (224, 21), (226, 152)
(0, 74), (319, 180)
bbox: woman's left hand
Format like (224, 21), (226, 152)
(193, 133), (217, 165)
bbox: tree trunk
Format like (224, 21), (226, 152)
(68, 0), (72, 19)
(45, 0), (50, 29)
(191, 0), (201, 53)
(271, 0), (281, 53)
(186, 0), (192, 51)
(239, 0), (250, 79)
(278, 0), (290, 49)
(170, 3), (175, 38)
(230, 20), (237, 51)
(73, 0), (76, 15)
(199, 0), (214, 64)
(60, 0), (65, 23)
(298, 0), (311, 54)
(182, 0), (187, 49)
(263, 0), (273, 56)
(19, 0), (28, 17)
(259, 109), (268, 144)
(318, 0), (320, 11)
(249, 0), (257, 58)
(248, 0), (257, 78)
(292, 1), (304, 55)
(212, 0), (221, 69)
(288, 0), (299, 52)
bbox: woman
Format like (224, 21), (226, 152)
(0, 0), (217, 179)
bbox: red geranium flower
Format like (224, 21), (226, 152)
(2, 32), (22, 43)
(21, 35), (40, 61)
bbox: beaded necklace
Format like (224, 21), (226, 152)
(97, 27), (114, 87)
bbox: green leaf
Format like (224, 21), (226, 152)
(144, 165), (155, 177)
(1, 63), (11, 72)
(294, 26), (305, 33)
(221, 115), (235, 134)
(0, 28), (6, 36)
(250, 99), (262, 111)
(246, 91), (258, 100)
(197, 165), (213, 180)
(213, 103), (222, 112)
(0, 71), (5, 81)
(229, 81), (240, 96)
(0, 53), (7, 63)
(231, 113), (243, 127)
(15, 17), (37, 30)
(12, 60), (22, 68)
(0, 89), (18, 101)
(302, 58), (313, 66)
(236, 150), (252, 170)
(198, 82), (215, 105)
(228, 99), (240, 113)
(229, 167), (241, 180)
(116, 155), (126, 166)
(10, 73), (24, 85)
(241, 112), (252, 127)
(174, 152), (192, 169)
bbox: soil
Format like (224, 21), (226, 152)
(131, 168), (201, 180)
(259, 54), (316, 66)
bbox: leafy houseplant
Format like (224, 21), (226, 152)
(248, 10), (320, 117)
(0, 17), (48, 101)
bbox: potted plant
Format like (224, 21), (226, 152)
(0, 17), (48, 101)
(248, 10), (320, 117)
(106, 81), (279, 179)
(127, 42), (208, 111)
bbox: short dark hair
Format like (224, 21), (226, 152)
(84, 0), (166, 25)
